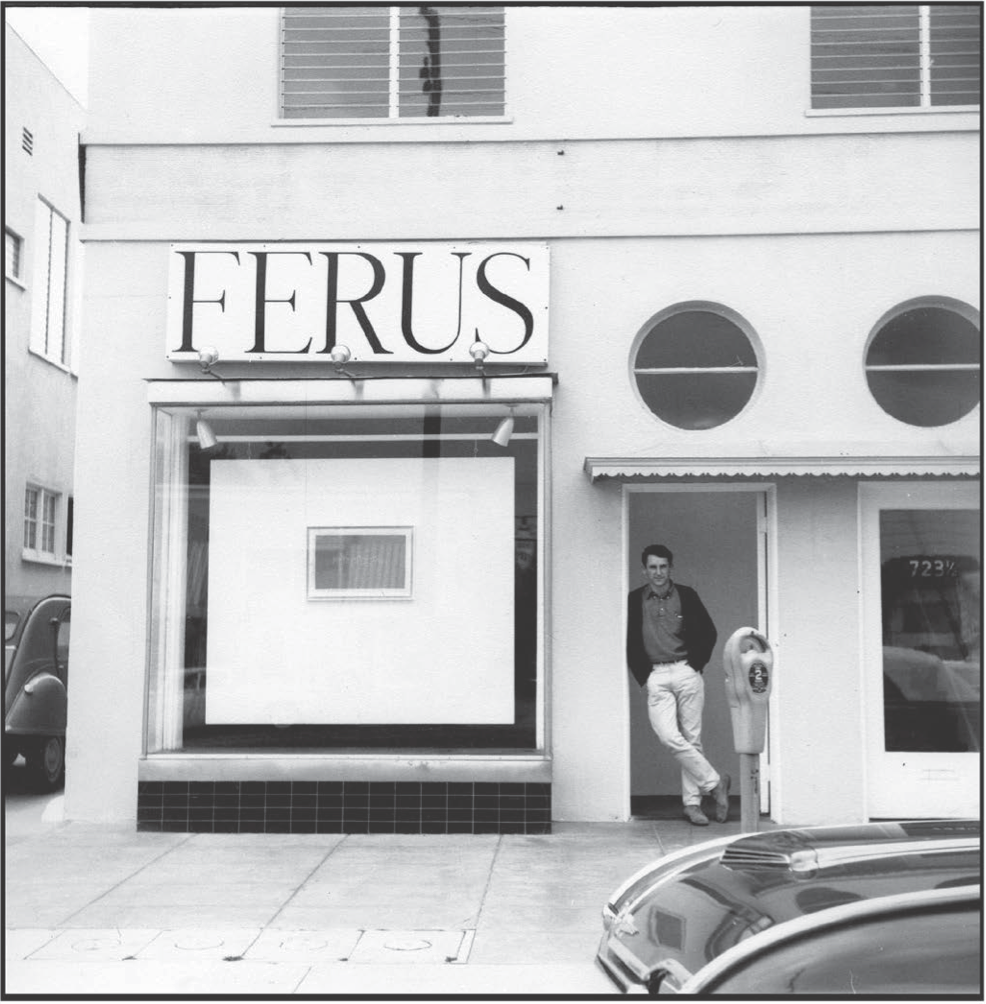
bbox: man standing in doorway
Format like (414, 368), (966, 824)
(627, 544), (730, 826)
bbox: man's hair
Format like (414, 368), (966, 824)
(641, 543), (673, 566)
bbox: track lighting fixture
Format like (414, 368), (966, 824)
(195, 411), (218, 450)
(330, 344), (355, 378)
(197, 346), (224, 381)
(470, 338), (490, 372)
(491, 410), (514, 448)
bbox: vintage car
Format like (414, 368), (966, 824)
(4, 594), (70, 790)
(597, 819), (981, 995)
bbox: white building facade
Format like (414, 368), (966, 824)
(69, 6), (980, 831)
(4, 22), (84, 607)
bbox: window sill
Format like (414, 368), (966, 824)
(27, 347), (76, 376)
(139, 751), (551, 783)
(805, 105), (980, 119)
(271, 115), (513, 128)
(5, 274), (26, 290)
(21, 550), (70, 568)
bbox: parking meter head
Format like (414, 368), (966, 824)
(723, 627), (773, 754)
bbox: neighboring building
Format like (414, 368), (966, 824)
(70, 6), (979, 830)
(4, 22), (84, 608)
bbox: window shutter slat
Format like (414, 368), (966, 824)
(398, 6), (505, 118)
(811, 4), (979, 110)
(930, 5), (981, 106)
(281, 6), (505, 120)
(281, 6), (391, 118)
(811, 5), (921, 109)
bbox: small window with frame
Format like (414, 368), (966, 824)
(24, 485), (60, 560)
(5, 227), (24, 283)
(307, 526), (413, 599)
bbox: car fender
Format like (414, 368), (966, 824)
(675, 884), (981, 995)
(5, 672), (67, 736)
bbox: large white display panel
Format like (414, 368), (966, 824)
(206, 457), (515, 724)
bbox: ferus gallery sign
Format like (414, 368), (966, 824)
(166, 242), (550, 364)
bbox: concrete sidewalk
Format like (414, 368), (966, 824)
(5, 817), (748, 997)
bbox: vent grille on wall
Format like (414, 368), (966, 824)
(22, 128), (34, 154)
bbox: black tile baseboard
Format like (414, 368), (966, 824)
(137, 780), (551, 834)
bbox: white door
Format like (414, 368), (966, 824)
(861, 482), (981, 818)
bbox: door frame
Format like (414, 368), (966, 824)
(858, 480), (981, 819)
(620, 482), (779, 821)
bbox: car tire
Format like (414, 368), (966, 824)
(27, 736), (65, 791)
(3, 739), (19, 767)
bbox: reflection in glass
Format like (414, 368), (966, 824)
(151, 405), (540, 753)
(880, 510), (981, 752)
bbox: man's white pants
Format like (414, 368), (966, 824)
(645, 661), (721, 807)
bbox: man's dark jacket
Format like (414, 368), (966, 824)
(626, 584), (718, 687)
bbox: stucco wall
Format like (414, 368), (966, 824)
(63, 244), (163, 821)
(540, 231), (977, 823)
(4, 25), (83, 601)
(84, 7), (979, 144)
(81, 133), (980, 244)
(771, 479), (865, 824)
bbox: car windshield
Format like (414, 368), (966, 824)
(4, 610), (20, 643)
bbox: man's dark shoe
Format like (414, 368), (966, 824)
(683, 805), (709, 826)
(713, 773), (731, 822)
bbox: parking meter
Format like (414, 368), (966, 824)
(723, 627), (773, 753)
(723, 627), (774, 832)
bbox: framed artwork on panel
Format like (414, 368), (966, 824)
(307, 526), (413, 599)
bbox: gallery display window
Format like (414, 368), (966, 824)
(146, 396), (546, 758)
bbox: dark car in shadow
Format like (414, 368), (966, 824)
(4, 595), (70, 790)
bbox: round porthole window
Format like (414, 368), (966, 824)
(865, 299), (980, 427)
(632, 304), (760, 430)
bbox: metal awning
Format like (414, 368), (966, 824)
(584, 455), (981, 481)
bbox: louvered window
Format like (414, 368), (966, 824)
(280, 6), (505, 119)
(30, 198), (70, 365)
(811, 5), (981, 110)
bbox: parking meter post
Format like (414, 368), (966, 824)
(740, 754), (759, 833)
(722, 627), (774, 834)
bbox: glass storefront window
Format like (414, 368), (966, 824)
(880, 509), (981, 753)
(147, 402), (543, 755)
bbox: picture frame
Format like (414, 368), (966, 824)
(307, 526), (413, 599)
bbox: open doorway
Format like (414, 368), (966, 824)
(626, 486), (769, 819)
